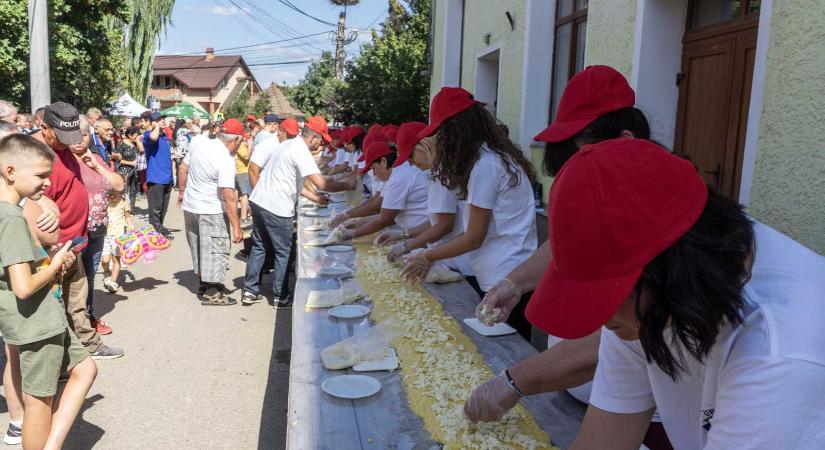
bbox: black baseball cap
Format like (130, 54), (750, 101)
(44, 102), (83, 145)
(264, 113), (280, 124)
(148, 112), (166, 122)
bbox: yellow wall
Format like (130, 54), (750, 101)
(584, 0), (637, 78)
(748, 1), (825, 253)
(458, 0), (527, 143)
(429, 0), (447, 98)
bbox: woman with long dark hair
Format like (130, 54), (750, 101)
(528, 137), (825, 450)
(401, 87), (538, 340)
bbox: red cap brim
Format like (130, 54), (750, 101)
(417, 121), (441, 140)
(392, 153), (409, 168)
(526, 263), (642, 339)
(357, 153), (365, 162)
(321, 132), (332, 143)
(358, 164), (371, 175)
(534, 117), (596, 143)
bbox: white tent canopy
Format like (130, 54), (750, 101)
(108, 93), (149, 117)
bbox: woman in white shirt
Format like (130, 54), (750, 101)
(528, 138), (825, 450)
(332, 140), (429, 242)
(376, 122), (473, 279)
(401, 87), (538, 340)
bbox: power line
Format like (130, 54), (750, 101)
(213, 32), (332, 53)
(275, 0), (338, 27)
(152, 60), (313, 70)
(234, 0), (331, 54)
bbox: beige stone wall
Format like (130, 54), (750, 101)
(748, 0), (825, 253)
(584, 0), (637, 79)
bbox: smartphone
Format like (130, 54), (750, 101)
(68, 237), (88, 253)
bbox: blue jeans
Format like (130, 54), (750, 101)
(243, 203), (295, 300)
(82, 233), (106, 318)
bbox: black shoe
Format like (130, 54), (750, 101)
(275, 297), (293, 309)
(242, 291), (264, 305)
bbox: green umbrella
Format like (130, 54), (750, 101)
(159, 101), (209, 119)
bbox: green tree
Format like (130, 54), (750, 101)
(339, 0), (430, 124)
(123, 0), (176, 104)
(0, 0), (129, 110)
(286, 52), (346, 120)
(223, 90), (250, 121)
(252, 91), (271, 119)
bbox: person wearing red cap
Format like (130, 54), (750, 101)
(326, 130), (392, 230)
(463, 66), (671, 447)
(526, 138), (825, 450)
(242, 116), (351, 307)
(401, 87), (538, 340)
(248, 117), (301, 189)
(328, 126), (364, 176)
(327, 138), (429, 244)
(177, 118), (246, 305)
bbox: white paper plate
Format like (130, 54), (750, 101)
(319, 266), (354, 278)
(353, 348), (399, 372)
(321, 375), (381, 399)
(462, 318), (517, 337)
(326, 245), (354, 253)
(304, 224), (325, 232)
(303, 210), (332, 218)
(328, 304), (371, 319)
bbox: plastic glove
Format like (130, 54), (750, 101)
(327, 212), (350, 229)
(326, 226), (355, 245)
(401, 249), (432, 284)
(341, 218), (362, 231)
(387, 241), (408, 263)
(464, 375), (520, 422)
(374, 228), (403, 246)
(475, 277), (522, 326)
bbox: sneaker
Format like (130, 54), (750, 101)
(275, 297), (293, 309)
(103, 279), (118, 293)
(90, 344), (124, 360)
(90, 317), (112, 335)
(241, 292), (264, 305)
(3, 423), (21, 445)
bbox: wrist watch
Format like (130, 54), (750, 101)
(402, 228), (410, 239)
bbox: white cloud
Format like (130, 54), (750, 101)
(209, 5), (249, 16)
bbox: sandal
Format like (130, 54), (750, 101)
(199, 287), (238, 306)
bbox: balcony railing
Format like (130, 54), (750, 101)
(149, 88), (184, 101)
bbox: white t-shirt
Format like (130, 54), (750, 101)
(334, 148), (349, 167)
(427, 179), (473, 276)
(181, 137), (236, 215)
(380, 162), (429, 230)
(250, 134), (284, 170)
(589, 222), (825, 450)
(249, 137), (321, 218)
(464, 147), (537, 291)
(254, 129), (277, 146)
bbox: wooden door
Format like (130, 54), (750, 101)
(674, 16), (758, 200)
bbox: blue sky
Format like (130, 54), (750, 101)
(158, 0), (391, 86)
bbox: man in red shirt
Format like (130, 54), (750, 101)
(41, 102), (124, 359)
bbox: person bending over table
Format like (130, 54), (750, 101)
(524, 137), (825, 450)
(401, 87), (538, 341)
(328, 140), (429, 244)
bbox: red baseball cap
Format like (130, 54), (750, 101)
(222, 118), (250, 139)
(526, 138), (708, 339)
(246, 114), (257, 122)
(359, 131), (389, 162)
(534, 66), (635, 143)
(280, 117), (300, 136)
(305, 116), (332, 143)
(359, 141), (393, 174)
(393, 122), (427, 168)
(368, 124), (383, 135)
(381, 124), (399, 143)
(343, 126), (365, 145)
(418, 87), (480, 139)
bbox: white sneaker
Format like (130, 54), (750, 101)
(4, 423), (21, 445)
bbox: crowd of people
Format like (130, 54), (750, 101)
(1, 62), (824, 450)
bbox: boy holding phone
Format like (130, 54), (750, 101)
(0, 134), (97, 449)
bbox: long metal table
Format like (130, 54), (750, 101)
(286, 199), (585, 449)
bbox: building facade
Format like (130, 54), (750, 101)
(429, 0), (825, 254)
(150, 48), (261, 116)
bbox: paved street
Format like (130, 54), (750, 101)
(0, 196), (292, 450)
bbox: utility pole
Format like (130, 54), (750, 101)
(334, 11), (346, 79)
(28, 0), (51, 109)
(331, 7), (358, 79)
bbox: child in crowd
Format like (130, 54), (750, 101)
(102, 174), (133, 293)
(0, 134), (97, 449)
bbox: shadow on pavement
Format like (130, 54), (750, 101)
(173, 270), (199, 296)
(257, 307), (292, 450)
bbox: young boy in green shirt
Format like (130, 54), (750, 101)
(0, 134), (97, 449)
